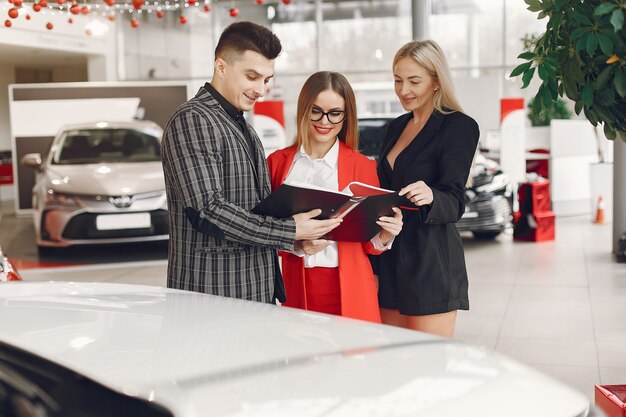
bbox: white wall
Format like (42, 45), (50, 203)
(0, 10), (116, 58)
(0, 65), (16, 151)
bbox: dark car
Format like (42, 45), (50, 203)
(357, 117), (512, 240)
(457, 154), (513, 239)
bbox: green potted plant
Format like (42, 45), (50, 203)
(526, 97), (572, 127)
(510, 0), (625, 259)
(511, 0), (626, 140)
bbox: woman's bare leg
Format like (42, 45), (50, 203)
(380, 308), (408, 327)
(406, 311), (458, 338)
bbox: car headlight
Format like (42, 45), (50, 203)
(44, 190), (81, 207)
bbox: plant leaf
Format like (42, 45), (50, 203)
(604, 123), (617, 140)
(596, 64), (614, 89)
(597, 32), (614, 55)
(574, 100), (584, 115)
(526, 0), (543, 13)
(576, 33), (589, 51)
(573, 12), (593, 26)
(544, 56), (560, 68)
(541, 85), (553, 107)
(522, 67), (536, 88)
(584, 106), (599, 125)
(582, 82), (594, 106)
(510, 61), (532, 78)
(518, 51), (535, 60)
(610, 9), (624, 32)
(532, 91), (543, 114)
(571, 27), (588, 39)
(586, 34), (599, 56)
(615, 69), (626, 97)
(594, 3), (616, 16)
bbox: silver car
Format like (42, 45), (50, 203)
(21, 121), (168, 254)
(0, 281), (602, 417)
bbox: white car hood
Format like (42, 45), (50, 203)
(0, 282), (589, 417)
(45, 162), (164, 196)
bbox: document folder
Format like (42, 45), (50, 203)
(252, 181), (408, 242)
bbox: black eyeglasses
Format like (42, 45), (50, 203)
(310, 107), (346, 124)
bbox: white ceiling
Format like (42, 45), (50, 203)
(0, 43), (88, 66)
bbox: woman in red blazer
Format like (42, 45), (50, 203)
(267, 71), (403, 323)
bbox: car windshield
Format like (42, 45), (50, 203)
(52, 129), (161, 165)
(358, 118), (392, 159)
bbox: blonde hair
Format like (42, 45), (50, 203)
(393, 40), (462, 114)
(294, 71), (359, 152)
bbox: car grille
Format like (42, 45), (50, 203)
(61, 210), (168, 240)
(456, 196), (512, 232)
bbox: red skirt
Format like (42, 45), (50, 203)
(304, 267), (341, 316)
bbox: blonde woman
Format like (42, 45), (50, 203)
(375, 40), (479, 337)
(267, 71), (403, 322)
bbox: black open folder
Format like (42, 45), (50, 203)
(252, 181), (408, 242)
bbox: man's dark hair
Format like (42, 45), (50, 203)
(215, 21), (282, 62)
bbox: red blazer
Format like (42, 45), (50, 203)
(267, 142), (384, 323)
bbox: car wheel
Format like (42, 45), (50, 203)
(472, 231), (501, 240)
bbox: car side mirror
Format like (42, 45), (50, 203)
(20, 153), (42, 169)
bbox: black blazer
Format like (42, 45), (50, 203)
(376, 110), (480, 312)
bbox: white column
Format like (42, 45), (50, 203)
(412, 0), (431, 40)
(613, 135), (626, 258)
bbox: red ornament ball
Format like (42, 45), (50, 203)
(104, 0), (114, 5)
(13, 0), (22, 7)
(107, 14), (115, 21)
(56, 0), (64, 4)
(229, 7), (238, 17)
(281, 0), (290, 4)
(80, 6), (88, 14)
(179, 15), (187, 24)
(46, 22), (53, 30)
(69, 4), (80, 14)
(132, 0), (143, 9)
(4, 20), (11, 27)
(8, 8), (19, 19)
(156, 10), (164, 18)
(68, 17), (73, 23)
(203, 4), (211, 12)
(25, 14), (30, 19)
(32, 3), (41, 11)
(39, 0), (48, 6)
(187, 0), (196, 5)
(256, 0), (263, 4)
(130, 18), (139, 28)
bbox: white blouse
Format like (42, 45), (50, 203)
(285, 140), (391, 268)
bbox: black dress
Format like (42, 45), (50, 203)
(376, 110), (479, 316)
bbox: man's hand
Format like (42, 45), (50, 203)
(293, 209), (342, 240)
(295, 239), (333, 255)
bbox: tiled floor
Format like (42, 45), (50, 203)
(1, 203), (625, 401)
(458, 216), (626, 399)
